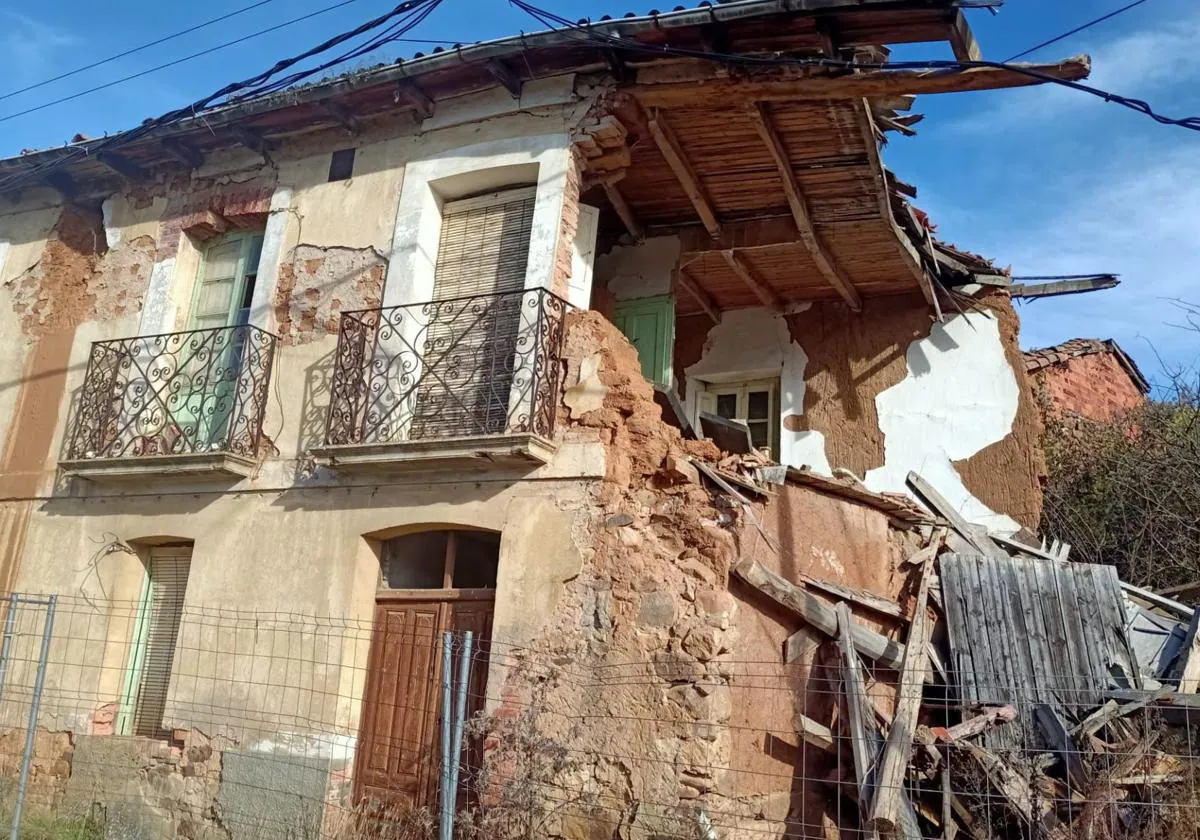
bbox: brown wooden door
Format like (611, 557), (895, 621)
(355, 595), (494, 812)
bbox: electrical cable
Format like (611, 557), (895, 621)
(0, 0), (364, 125)
(0, 0), (442, 193)
(0, 0), (286, 104)
(1006, 0), (1152, 62)
(508, 0), (1200, 132)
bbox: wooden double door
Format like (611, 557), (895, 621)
(354, 592), (494, 812)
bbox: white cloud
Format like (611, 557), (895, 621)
(951, 6), (1200, 133)
(964, 142), (1200, 386)
(0, 11), (78, 87)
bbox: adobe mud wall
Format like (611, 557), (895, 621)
(674, 292), (1044, 531)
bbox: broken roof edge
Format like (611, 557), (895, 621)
(784, 467), (933, 525)
(1, 0), (969, 173)
(1024, 337), (1151, 395)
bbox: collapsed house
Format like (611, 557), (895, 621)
(0, 2), (1192, 839)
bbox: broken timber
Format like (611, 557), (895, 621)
(632, 56), (1092, 109)
(735, 559), (906, 669)
(837, 603), (877, 816)
(869, 551), (934, 837)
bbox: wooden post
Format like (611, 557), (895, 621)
(837, 603), (876, 815)
(869, 555), (934, 837)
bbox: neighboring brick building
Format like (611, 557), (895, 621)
(1024, 338), (1150, 422)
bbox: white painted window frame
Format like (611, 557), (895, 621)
(697, 377), (780, 456)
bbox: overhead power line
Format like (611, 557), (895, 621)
(0, 0), (362, 124)
(0, 0), (285, 104)
(0, 0), (443, 192)
(1006, 0), (1152, 62)
(508, 0), (1200, 132)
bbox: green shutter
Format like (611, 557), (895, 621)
(613, 295), (675, 386)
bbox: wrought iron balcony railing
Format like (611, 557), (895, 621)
(324, 288), (568, 447)
(65, 325), (278, 462)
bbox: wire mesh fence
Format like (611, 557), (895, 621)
(0, 591), (1191, 840)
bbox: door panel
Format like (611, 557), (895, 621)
(613, 295), (675, 385)
(356, 597), (495, 813)
(357, 602), (443, 810)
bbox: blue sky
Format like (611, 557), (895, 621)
(1, 0), (1197, 385)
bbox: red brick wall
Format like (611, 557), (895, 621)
(1034, 351), (1146, 422)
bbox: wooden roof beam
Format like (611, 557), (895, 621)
(722, 250), (783, 312)
(676, 268), (720, 325)
(96, 151), (148, 182)
(43, 171), (78, 202)
(633, 55), (1091, 108)
(747, 102), (862, 312)
(230, 126), (278, 158)
(948, 9), (982, 63)
(647, 108), (721, 238)
(394, 81), (434, 119)
(322, 101), (361, 136)
(602, 181), (643, 242)
(160, 137), (204, 169)
(487, 59), (523, 98)
(855, 102), (939, 313)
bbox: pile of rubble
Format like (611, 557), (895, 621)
(690, 438), (1200, 839)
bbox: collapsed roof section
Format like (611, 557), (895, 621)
(0, 0), (1091, 315)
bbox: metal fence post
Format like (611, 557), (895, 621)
(0, 593), (20, 707)
(439, 632), (454, 840)
(445, 630), (474, 840)
(10, 595), (56, 840)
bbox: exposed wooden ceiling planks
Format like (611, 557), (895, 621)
(747, 102), (862, 312)
(646, 109), (722, 238)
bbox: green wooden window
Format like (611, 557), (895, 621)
(189, 231), (265, 330)
(613, 295), (675, 386)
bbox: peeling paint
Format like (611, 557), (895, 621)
(273, 245), (386, 345)
(864, 311), (1022, 532)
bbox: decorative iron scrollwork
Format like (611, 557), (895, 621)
(324, 288), (568, 446)
(66, 325), (278, 461)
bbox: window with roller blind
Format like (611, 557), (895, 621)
(410, 186), (536, 438)
(119, 546), (192, 737)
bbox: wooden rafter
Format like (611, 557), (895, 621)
(855, 101), (938, 311)
(747, 102), (862, 312)
(96, 152), (148, 182)
(322, 101), (361, 136)
(722, 250), (782, 312)
(646, 109), (721, 238)
(395, 81), (434, 119)
(160, 137), (204, 169)
(230, 126), (278, 158)
(602, 182), (643, 242)
(948, 9), (982, 63)
(487, 59), (523, 98)
(633, 56), (1091, 108)
(676, 268), (721, 324)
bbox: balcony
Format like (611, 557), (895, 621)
(61, 325), (278, 481)
(316, 288), (568, 472)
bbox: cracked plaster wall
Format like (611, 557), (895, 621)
(675, 297), (1036, 530)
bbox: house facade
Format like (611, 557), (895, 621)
(1025, 337), (1150, 423)
(0, 3), (1087, 837)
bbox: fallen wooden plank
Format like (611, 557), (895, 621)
(1075, 686), (1173, 739)
(735, 559), (906, 669)
(1171, 611), (1200, 692)
(907, 472), (1004, 558)
(794, 712), (837, 753)
(935, 705), (1017, 743)
(801, 575), (903, 619)
(1121, 581), (1195, 620)
(837, 603), (877, 818)
(870, 551), (935, 837)
(1034, 704), (1088, 789)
